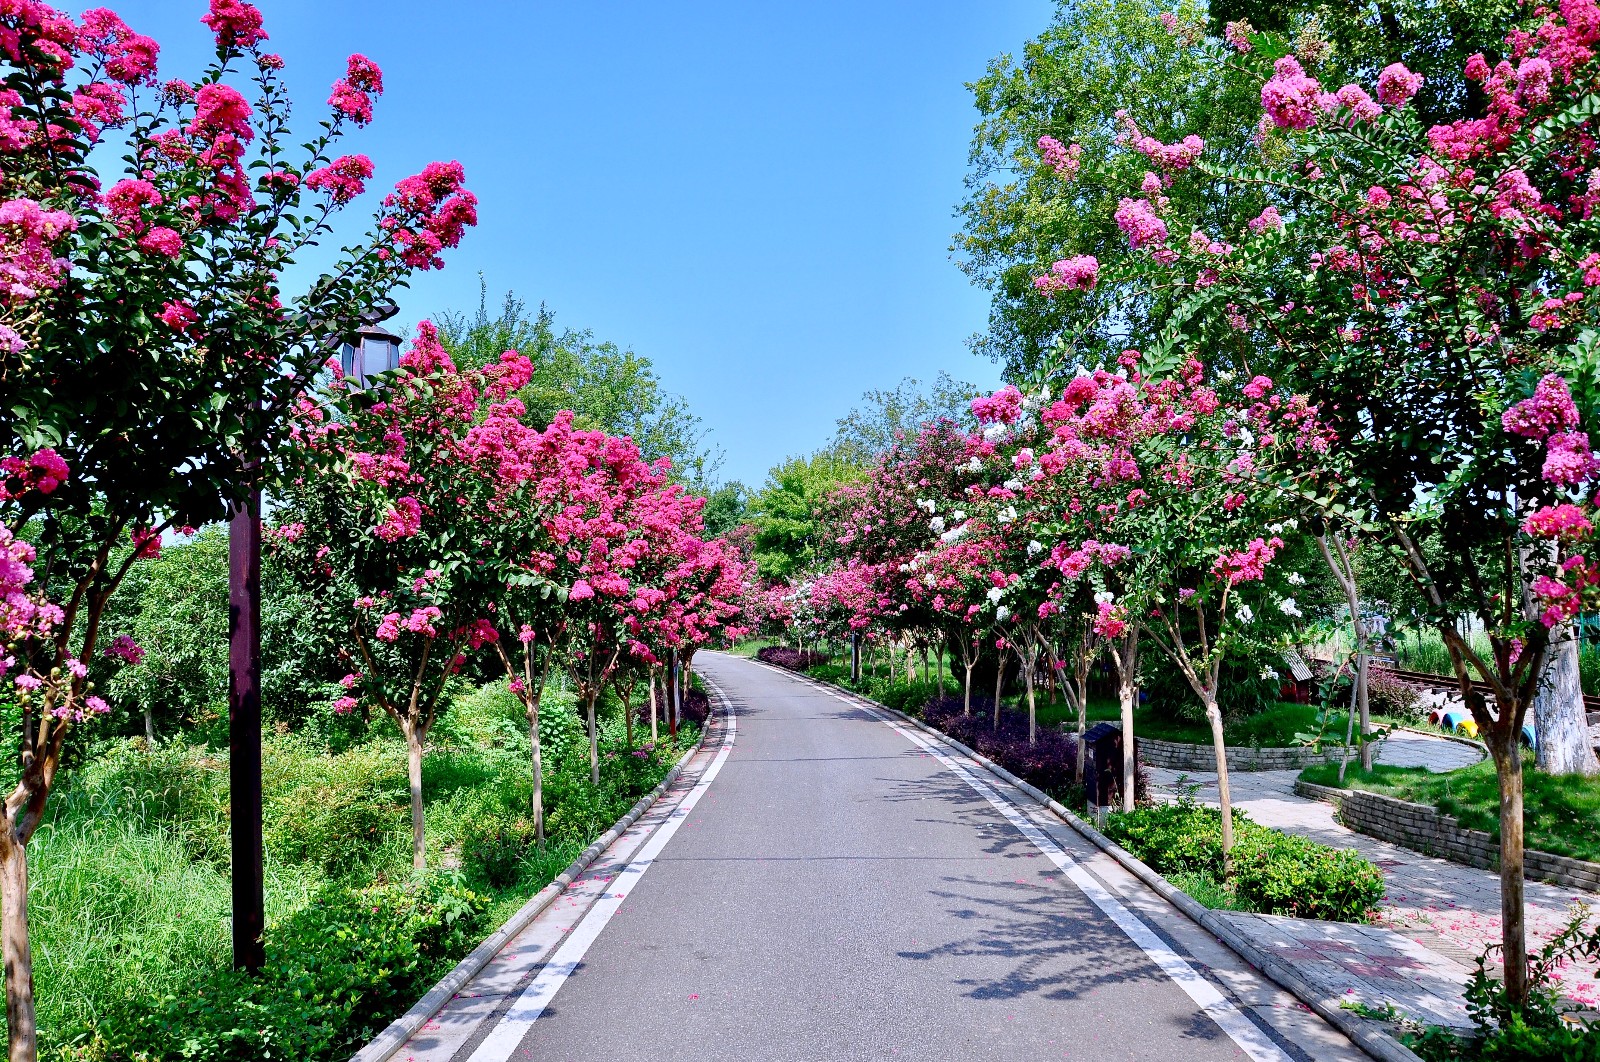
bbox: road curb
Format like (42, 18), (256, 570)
(349, 707), (717, 1062)
(748, 658), (1423, 1062)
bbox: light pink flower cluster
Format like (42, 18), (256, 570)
(1223, 20), (1253, 52)
(1503, 373), (1580, 439)
(1134, 133), (1205, 171)
(1247, 206), (1283, 234)
(1375, 62), (1423, 106)
(1036, 135), (1081, 178)
(0, 198), (77, 306)
(78, 8), (159, 86)
(1114, 197), (1168, 250)
(1261, 56), (1320, 130)
(1543, 431), (1600, 486)
(1033, 254), (1099, 295)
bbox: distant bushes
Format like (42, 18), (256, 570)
(756, 645), (831, 671)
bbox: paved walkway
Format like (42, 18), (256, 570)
(388, 653), (1371, 1062)
(1148, 730), (1600, 1016)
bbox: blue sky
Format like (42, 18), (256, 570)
(114, 1), (1054, 486)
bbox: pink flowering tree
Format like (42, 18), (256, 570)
(1027, 5), (1600, 1001)
(273, 324), (530, 871)
(0, 3), (475, 1052)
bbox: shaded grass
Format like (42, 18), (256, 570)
(1039, 697), (1349, 748)
(1299, 754), (1600, 863)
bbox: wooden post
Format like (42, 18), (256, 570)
(850, 633), (860, 684)
(228, 491), (265, 971)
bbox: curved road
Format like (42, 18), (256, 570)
(395, 652), (1368, 1062)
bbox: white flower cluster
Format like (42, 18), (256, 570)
(963, 457), (984, 473)
(930, 516), (945, 533)
(1093, 590), (1114, 605)
(1235, 603), (1255, 624)
(996, 505), (1018, 524)
(1026, 540), (1043, 556)
(1287, 571), (1305, 585)
(987, 586), (1005, 603)
(1277, 597), (1302, 618)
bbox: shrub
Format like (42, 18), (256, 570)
(805, 661), (853, 686)
(755, 646), (830, 670)
(916, 695), (1136, 806)
(869, 677), (952, 715)
(1102, 800), (1384, 923)
(1367, 668), (1426, 721)
(83, 874), (489, 1062)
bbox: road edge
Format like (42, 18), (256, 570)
(349, 709), (716, 1062)
(737, 656), (1423, 1062)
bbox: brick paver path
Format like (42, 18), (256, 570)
(1147, 730), (1600, 1015)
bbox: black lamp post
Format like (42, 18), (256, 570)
(229, 302), (400, 971)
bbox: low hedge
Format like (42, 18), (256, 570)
(755, 645), (830, 671)
(1102, 800), (1385, 922)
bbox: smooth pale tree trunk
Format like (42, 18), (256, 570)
(993, 647), (1006, 730)
(406, 726), (426, 871)
(1316, 531), (1374, 770)
(621, 684), (634, 749)
(1338, 661), (1359, 784)
(649, 670), (659, 743)
(1534, 627), (1599, 775)
(1024, 662), (1038, 745)
(143, 706), (156, 743)
(0, 834), (36, 1062)
(1109, 629), (1140, 813)
(962, 652), (975, 716)
(1202, 693), (1236, 878)
(586, 690), (601, 786)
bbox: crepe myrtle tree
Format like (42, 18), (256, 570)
(0, 2), (476, 1054)
(273, 324), (530, 871)
(1025, 4), (1600, 1000)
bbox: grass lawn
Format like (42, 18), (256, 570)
(1037, 696), (1353, 748)
(1299, 755), (1600, 864)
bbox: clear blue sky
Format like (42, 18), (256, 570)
(114, 1), (1054, 487)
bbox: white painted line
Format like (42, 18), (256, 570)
(836, 690), (1292, 1062)
(464, 700), (737, 1062)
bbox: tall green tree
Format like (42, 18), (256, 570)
(747, 454), (861, 582)
(825, 372), (979, 464)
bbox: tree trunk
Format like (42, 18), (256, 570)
(143, 705), (155, 743)
(585, 689), (600, 787)
(993, 648), (1005, 730)
(963, 660), (974, 716)
(1024, 649), (1038, 745)
(1338, 661), (1359, 784)
(529, 694), (545, 845)
(1204, 695), (1235, 879)
(1358, 645), (1375, 770)
(622, 685), (634, 749)
(1491, 736), (1529, 1005)
(1534, 628), (1599, 775)
(0, 834), (37, 1062)
(406, 725), (426, 872)
(649, 671), (659, 743)
(1117, 669), (1137, 813)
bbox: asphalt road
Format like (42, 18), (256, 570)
(442, 652), (1361, 1062)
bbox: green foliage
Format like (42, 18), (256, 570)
(1300, 756), (1600, 864)
(747, 452), (862, 581)
(823, 373), (979, 466)
(81, 874), (489, 1062)
(867, 676), (956, 716)
(1104, 800), (1385, 922)
(101, 530), (230, 739)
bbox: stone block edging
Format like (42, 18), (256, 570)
(1293, 780), (1600, 895)
(1132, 730), (1374, 772)
(349, 709), (716, 1062)
(752, 660), (1423, 1062)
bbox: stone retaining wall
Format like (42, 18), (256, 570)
(1133, 733), (1362, 772)
(1294, 780), (1600, 894)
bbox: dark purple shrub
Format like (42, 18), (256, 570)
(680, 686), (711, 726)
(919, 695), (1149, 806)
(756, 646), (831, 671)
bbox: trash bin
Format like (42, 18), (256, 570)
(1082, 722), (1134, 811)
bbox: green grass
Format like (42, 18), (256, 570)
(1038, 696), (1350, 748)
(24, 680), (695, 1060)
(1165, 869), (1251, 911)
(1299, 755), (1600, 863)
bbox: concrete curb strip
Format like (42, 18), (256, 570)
(349, 711), (715, 1062)
(751, 659), (1423, 1062)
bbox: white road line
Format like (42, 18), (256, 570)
(833, 688), (1292, 1062)
(464, 693), (737, 1062)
